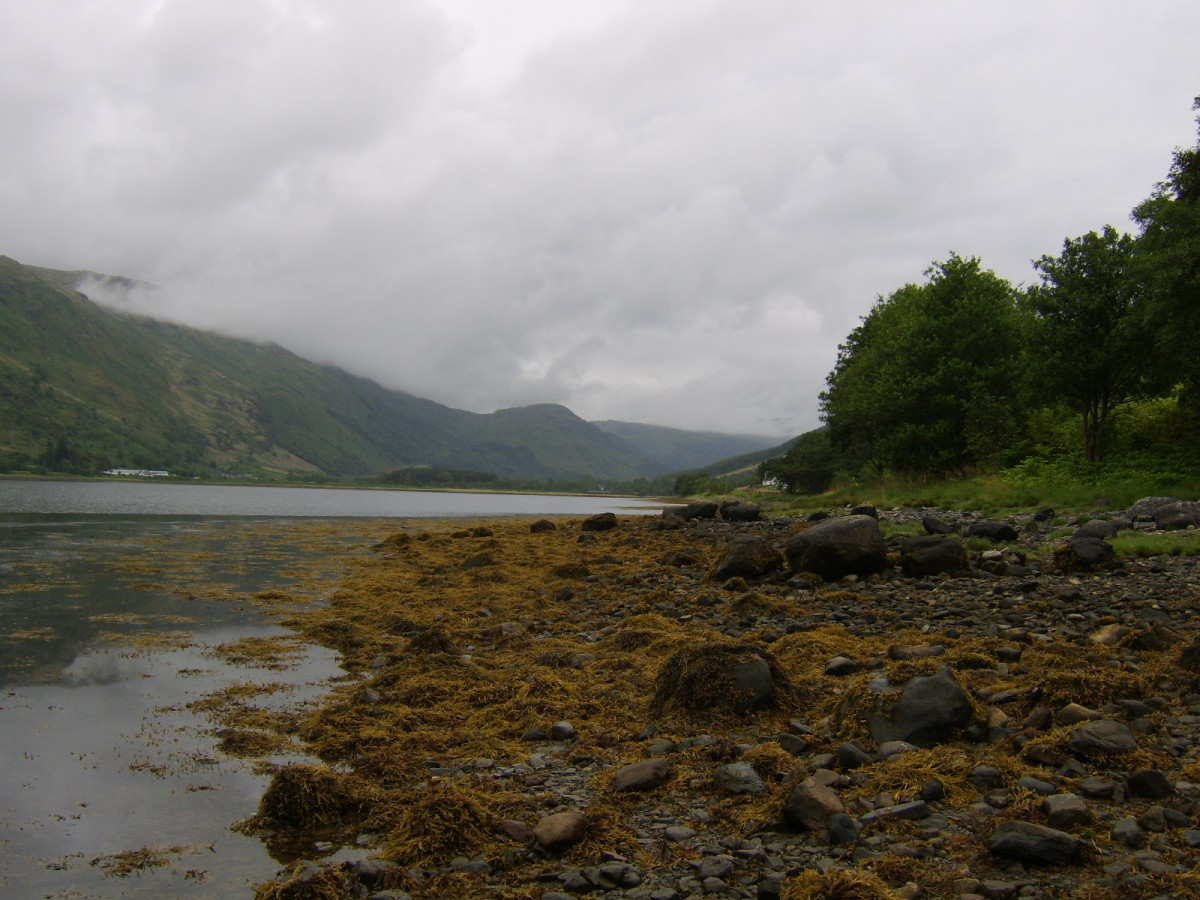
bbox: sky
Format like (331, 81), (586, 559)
(2, 1), (1198, 438)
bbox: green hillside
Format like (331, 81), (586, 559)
(0, 255), (667, 480)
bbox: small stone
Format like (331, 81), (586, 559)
(663, 825), (695, 842)
(533, 811), (588, 850)
(549, 721), (576, 741)
(824, 655), (859, 676)
(784, 780), (845, 831)
(715, 761), (765, 795)
(1111, 816), (1143, 847)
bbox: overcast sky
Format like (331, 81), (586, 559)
(2, 1), (1198, 437)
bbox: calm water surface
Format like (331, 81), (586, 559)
(0, 481), (667, 898)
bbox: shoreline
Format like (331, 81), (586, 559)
(222, 505), (1200, 900)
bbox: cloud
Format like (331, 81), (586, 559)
(1, 0), (1198, 436)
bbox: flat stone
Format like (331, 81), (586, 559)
(986, 820), (1086, 864)
(1067, 719), (1138, 757)
(714, 761), (765, 795)
(612, 758), (671, 792)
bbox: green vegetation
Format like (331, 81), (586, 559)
(763, 97), (1200, 507)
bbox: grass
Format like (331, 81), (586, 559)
(1109, 530), (1200, 558)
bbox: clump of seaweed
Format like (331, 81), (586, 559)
(377, 781), (499, 867)
(782, 867), (903, 900)
(253, 862), (351, 900)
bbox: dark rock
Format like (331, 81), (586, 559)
(784, 515), (888, 581)
(849, 505), (878, 519)
(836, 741), (872, 770)
(677, 502), (719, 520)
(1053, 536), (1117, 571)
(650, 643), (791, 718)
(710, 535), (783, 581)
(859, 667), (974, 747)
(719, 501), (762, 522)
(1075, 518), (1130, 539)
(967, 521), (1019, 542)
(986, 820), (1086, 864)
(900, 536), (967, 577)
(1126, 769), (1173, 799)
(922, 516), (958, 535)
(530, 519), (557, 533)
(1042, 793), (1093, 829)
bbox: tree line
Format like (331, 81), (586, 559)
(765, 98), (1200, 494)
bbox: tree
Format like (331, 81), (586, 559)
(1026, 226), (1155, 462)
(1132, 96), (1200, 409)
(820, 254), (1026, 475)
(760, 428), (837, 494)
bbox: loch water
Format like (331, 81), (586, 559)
(0, 480), (666, 898)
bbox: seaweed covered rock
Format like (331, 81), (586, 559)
(580, 512), (618, 532)
(719, 501), (762, 522)
(247, 764), (372, 833)
(1052, 536), (1117, 572)
(710, 535), (784, 581)
(784, 515), (887, 581)
(650, 643), (793, 718)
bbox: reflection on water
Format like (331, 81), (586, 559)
(0, 517), (386, 900)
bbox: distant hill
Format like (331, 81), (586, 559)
(0, 255), (746, 481)
(591, 420), (785, 475)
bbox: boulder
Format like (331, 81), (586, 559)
(987, 820), (1086, 864)
(719, 501), (762, 522)
(1075, 518), (1130, 539)
(1155, 500), (1200, 530)
(1053, 536), (1117, 571)
(899, 536), (966, 577)
(784, 515), (887, 581)
(710, 535), (783, 581)
(1128, 496), (1180, 521)
(675, 502), (719, 520)
(858, 667), (974, 747)
(921, 516), (958, 535)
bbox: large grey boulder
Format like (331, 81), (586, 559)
(1128, 496), (1179, 521)
(1155, 500), (1200, 530)
(784, 515), (887, 581)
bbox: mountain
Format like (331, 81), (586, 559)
(591, 420), (785, 475)
(0, 255), (696, 481)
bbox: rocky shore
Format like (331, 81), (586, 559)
(235, 500), (1200, 900)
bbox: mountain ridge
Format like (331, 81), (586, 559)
(0, 255), (782, 481)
